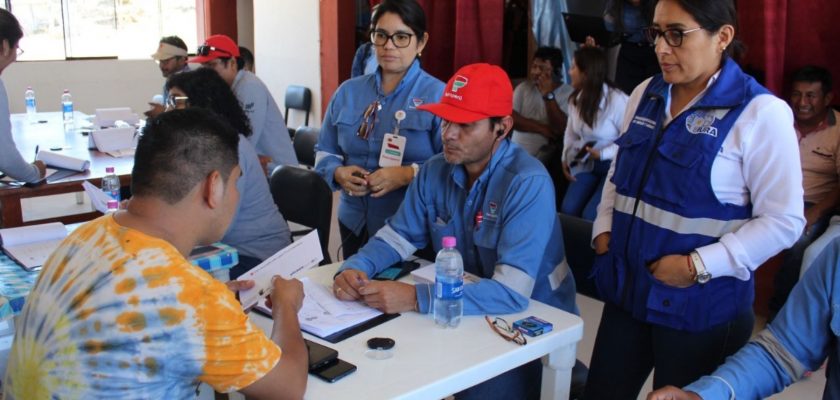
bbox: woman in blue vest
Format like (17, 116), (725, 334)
(315, 0), (444, 258)
(583, 0), (805, 398)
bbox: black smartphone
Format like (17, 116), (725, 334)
(305, 339), (338, 371)
(573, 140), (598, 161)
(373, 260), (420, 281)
(311, 358), (357, 383)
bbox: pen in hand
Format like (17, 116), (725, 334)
(34, 145), (39, 162)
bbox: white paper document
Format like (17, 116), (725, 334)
(239, 230), (324, 310)
(82, 180), (113, 213)
(36, 150), (90, 172)
(92, 127), (136, 153)
(410, 261), (481, 285)
(295, 278), (383, 338)
(0, 222), (68, 270)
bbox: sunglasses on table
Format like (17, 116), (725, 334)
(485, 316), (527, 346)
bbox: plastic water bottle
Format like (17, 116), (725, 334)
(105, 200), (119, 214)
(24, 86), (36, 123)
(102, 167), (121, 201)
(61, 89), (74, 126)
(434, 236), (464, 328)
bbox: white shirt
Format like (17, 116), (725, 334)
(594, 76), (805, 281)
(561, 84), (628, 163)
(511, 81), (574, 156)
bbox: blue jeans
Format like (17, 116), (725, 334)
(561, 160), (611, 221)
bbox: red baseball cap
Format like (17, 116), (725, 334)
(189, 34), (240, 64)
(418, 63), (513, 123)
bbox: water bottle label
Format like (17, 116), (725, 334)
(435, 280), (463, 300)
(63, 103), (73, 114)
(26, 99), (35, 108)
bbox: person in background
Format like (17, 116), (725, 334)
(768, 66), (838, 320)
(315, 0), (444, 258)
(3, 109), (307, 399)
(604, 0), (660, 94)
(0, 9), (45, 183)
(240, 46), (255, 73)
(165, 68), (293, 279)
(584, 0), (805, 398)
(510, 46), (574, 163)
(560, 46), (628, 221)
(145, 36), (190, 118)
(191, 34), (298, 173)
(647, 235), (840, 400)
(333, 63), (577, 400)
(350, 4), (380, 78)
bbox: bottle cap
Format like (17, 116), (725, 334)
(105, 166), (115, 173)
(106, 200), (119, 210)
(442, 236), (456, 248)
(26, 86), (32, 90)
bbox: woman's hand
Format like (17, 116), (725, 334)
(586, 146), (601, 161)
(335, 165), (370, 197)
(648, 254), (695, 288)
(562, 162), (576, 182)
(593, 232), (610, 255)
(366, 166), (413, 198)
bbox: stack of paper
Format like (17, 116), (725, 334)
(0, 223), (68, 271)
(296, 278), (384, 338)
(36, 151), (90, 172)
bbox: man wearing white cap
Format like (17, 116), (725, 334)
(145, 36), (190, 118)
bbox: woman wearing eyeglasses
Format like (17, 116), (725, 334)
(584, 0), (804, 398)
(315, 0), (444, 258)
(165, 68), (293, 279)
(0, 9), (46, 183)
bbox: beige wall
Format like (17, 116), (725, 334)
(4, 59), (162, 115)
(237, 0), (255, 51)
(253, 0), (322, 128)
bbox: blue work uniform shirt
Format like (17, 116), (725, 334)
(232, 70), (298, 171)
(340, 140), (578, 316)
(315, 59), (444, 237)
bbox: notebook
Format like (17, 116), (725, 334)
(0, 223), (68, 271)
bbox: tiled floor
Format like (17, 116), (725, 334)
(15, 192), (829, 399)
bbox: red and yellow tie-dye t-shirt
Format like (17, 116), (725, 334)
(3, 215), (281, 399)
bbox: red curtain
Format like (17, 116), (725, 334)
(370, 0), (505, 82)
(738, 0), (840, 103)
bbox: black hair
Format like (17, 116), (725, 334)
(160, 36), (188, 52)
(0, 9), (23, 48)
(132, 108), (239, 204)
(239, 46), (254, 70)
(166, 68), (253, 137)
(657, 0), (743, 60)
(534, 47), (564, 82)
(372, 0), (427, 42)
(571, 46), (611, 128)
(792, 65), (833, 95)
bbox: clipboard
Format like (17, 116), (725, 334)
(253, 306), (401, 344)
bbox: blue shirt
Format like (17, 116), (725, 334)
(350, 42), (378, 78)
(232, 70), (298, 171)
(340, 140), (578, 316)
(685, 236), (840, 399)
(222, 134), (292, 261)
(315, 60), (445, 236)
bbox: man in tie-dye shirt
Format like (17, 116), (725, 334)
(3, 109), (308, 399)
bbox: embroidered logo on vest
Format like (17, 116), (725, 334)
(631, 115), (657, 130)
(686, 111), (719, 137)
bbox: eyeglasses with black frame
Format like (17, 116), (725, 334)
(643, 26), (704, 47)
(370, 30), (415, 48)
(165, 95), (189, 111)
(356, 100), (380, 140)
(485, 316), (527, 346)
(197, 44), (233, 58)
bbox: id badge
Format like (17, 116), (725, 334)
(379, 133), (406, 167)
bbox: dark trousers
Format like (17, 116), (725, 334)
(583, 302), (754, 399)
(615, 42), (660, 95)
(455, 359), (543, 400)
(339, 222), (370, 259)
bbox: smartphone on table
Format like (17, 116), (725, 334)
(311, 358), (357, 383)
(373, 260), (420, 281)
(305, 339), (338, 371)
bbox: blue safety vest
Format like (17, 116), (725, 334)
(593, 58), (769, 332)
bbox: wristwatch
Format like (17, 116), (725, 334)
(690, 251), (711, 284)
(543, 92), (556, 101)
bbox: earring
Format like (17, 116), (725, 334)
(418, 52), (422, 57)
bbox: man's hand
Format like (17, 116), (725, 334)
(649, 254), (695, 288)
(333, 269), (370, 300)
(32, 160), (46, 178)
(268, 275), (305, 313)
(358, 280), (417, 313)
(335, 165), (370, 197)
(647, 386), (702, 400)
(535, 70), (554, 96)
(225, 279), (255, 293)
(257, 155), (272, 176)
(367, 166), (413, 198)
(593, 232), (611, 255)
(144, 103), (165, 119)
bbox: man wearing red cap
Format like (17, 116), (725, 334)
(191, 35), (297, 173)
(333, 63), (578, 399)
